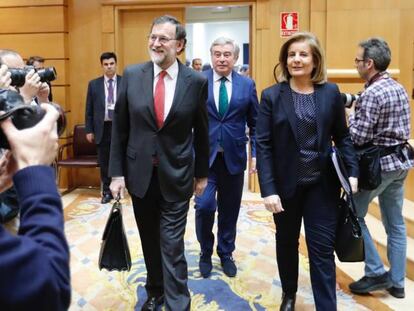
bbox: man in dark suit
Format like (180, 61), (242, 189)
(109, 16), (209, 311)
(85, 52), (121, 204)
(195, 37), (258, 278)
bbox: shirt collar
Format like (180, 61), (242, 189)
(154, 59), (179, 80)
(104, 75), (116, 83)
(213, 70), (232, 83)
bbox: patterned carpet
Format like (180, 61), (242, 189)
(63, 189), (390, 311)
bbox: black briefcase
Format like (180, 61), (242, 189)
(98, 198), (131, 271)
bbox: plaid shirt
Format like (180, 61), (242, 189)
(349, 73), (414, 171)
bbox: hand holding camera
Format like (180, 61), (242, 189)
(0, 64), (11, 89)
(0, 103), (59, 170)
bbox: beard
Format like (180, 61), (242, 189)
(149, 48), (166, 66)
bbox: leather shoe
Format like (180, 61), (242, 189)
(280, 293), (296, 311)
(101, 193), (113, 204)
(141, 295), (164, 311)
(220, 256), (237, 277)
(387, 286), (405, 298)
(349, 272), (390, 294)
(199, 253), (212, 278)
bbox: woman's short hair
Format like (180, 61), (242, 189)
(275, 32), (327, 84)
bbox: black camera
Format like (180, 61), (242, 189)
(341, 93), (360, 108)
(9, 66), (57, 88)
(0, 89), (66, 149)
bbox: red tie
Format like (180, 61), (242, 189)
(154, 71), (167, 128)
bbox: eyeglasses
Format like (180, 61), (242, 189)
(148, 35), (176, 45)
(354, 58), (365, 64)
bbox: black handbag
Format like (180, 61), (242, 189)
(331, 147), (365, 262)
(98, 198), (132, 271)
(335, 193), (365, 262)
(355, 144), (381, 190)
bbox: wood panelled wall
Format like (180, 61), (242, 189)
(1, 0), (413, 199)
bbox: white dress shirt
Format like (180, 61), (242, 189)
(104, 75), (117, 121)
(213, 70), (233, 111)
(153, 60), (179, 121)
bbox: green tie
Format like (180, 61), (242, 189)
(218, 76), (228, 118)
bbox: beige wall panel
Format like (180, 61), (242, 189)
(102, 5), (115, 33)
(117, 8), (184, 69)
(0, 0), (65, 7)
(310, 11), (326, 50)
(0, 33), (66, 59)
(102, 33), (116, 52)
(311, 0), (326, 11)
(44, 59), (68, 86)
(0, 7), (66, 33)
(68, 0), (103, 127)
(52, 85), (68, 108)
(327, 0), (398, 10)
(256, 0), (270, 30)
(326, 9), (399, 69)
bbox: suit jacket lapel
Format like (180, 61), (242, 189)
(225, 70), (239, 117)
(207, 70), (219, 117)
(314, 84), (324, 149)
(280, 83), (299, 143)
(140, 62), (157, 127)
(98, 77), (105, 108)
(163, 62), (191, 128)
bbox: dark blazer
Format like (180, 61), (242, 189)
(204, 69), (258, 174)
(85, 74), (122, 144)
(0, 166), (70, 310)
(109, 61), (209, 202)
(257, 82), (358, 199)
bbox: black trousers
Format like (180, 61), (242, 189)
(97, 121), (112, 194)
(274, 181), (339, 311)
(131, 169), (190, 311)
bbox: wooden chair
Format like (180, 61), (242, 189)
(56, 124), (99, 191)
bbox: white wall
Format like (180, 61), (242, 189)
(186, 20), (249, 69)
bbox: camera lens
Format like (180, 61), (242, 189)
(9, 68), (27, 87)
(37, 67), (57, 83)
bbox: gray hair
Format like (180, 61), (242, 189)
(359, 37), (391, 71)
(150, 15), (187, 49)
(0, 49), (20, 64)
(210, 37), (240, 60)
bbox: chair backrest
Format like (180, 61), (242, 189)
(72, 124), (97, 157)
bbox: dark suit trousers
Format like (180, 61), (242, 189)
(97, 121), (112, 194)
(195, 153), (244, 258)
(274, 181), (339, 311)
(131, 169), (190, 311)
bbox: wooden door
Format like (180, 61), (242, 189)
(117, 9), (185, 70)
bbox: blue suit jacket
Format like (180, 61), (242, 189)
(0, 166), (70, 310)
(205, 69), (259, 175)
(257, 82), (359, 199)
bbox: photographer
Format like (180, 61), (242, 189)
(27, 55), (53, 102)
(347, 38), (413, 299)
(0, 49), (50, 104)
(0, 91), (71, 311)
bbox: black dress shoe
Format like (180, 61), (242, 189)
(199, 253), (212, 278)
(141, 295), (164, 311)
(349, 272), (390, 294)
(280, 293), (296, 311)
(220, 256), (237, 277)
(387, 286), (405, 298)
(101, 193), (113, 204)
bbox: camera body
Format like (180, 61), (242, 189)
(9, 66), (57, 88)
(341, 93), (360, 108)
(0, 89), (66, 149)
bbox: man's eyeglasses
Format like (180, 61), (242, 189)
(354, 58), (365, 64)
(148, 35), (176, 45)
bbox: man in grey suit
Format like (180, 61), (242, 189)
(85, 52), (121, 204)
(109, 16), (209, 311)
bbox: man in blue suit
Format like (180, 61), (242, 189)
(85, 52), (122, 204)
(195, 37), (258, 278)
